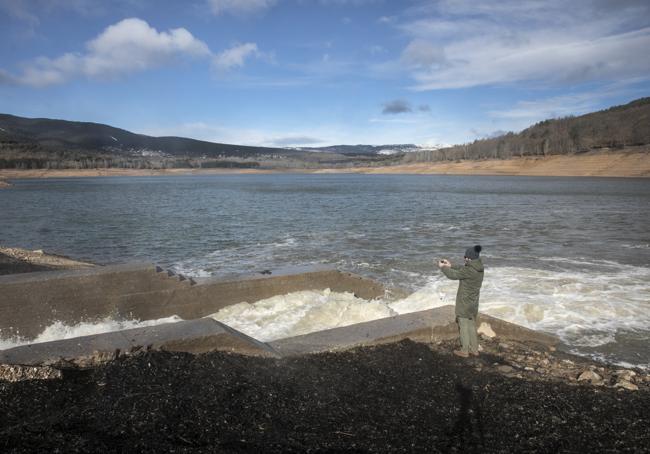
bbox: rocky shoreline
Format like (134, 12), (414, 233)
(1, 338), (648, 453)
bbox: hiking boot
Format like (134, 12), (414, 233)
(453, 350), (470, 358)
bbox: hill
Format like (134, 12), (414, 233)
(0, 114), (405, 170)
(403, 97), (650, 163)
(0, 114), (303, 169)
(2, 97), (648, 171)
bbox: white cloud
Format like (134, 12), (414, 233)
(410, 27), (650, 90)
(488, 87), (629, 121)
(389, 0), (650, 90)
(400, 39), (444, 69)
(1, 18), (266, 86)
(268, 135), (325, 146)
(207, 0), (276, 16)
(139, 122), (326, 147)
(139, 118), (448, 148)
(8, 18), (211, 86)
(83, 18), (210, 76)
(0, 0), (40, 26)
(213, 43), (261, 71)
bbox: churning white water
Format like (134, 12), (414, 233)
(208, 289), (396, 342)
(0, 316), (183, 351)
(208, 260), (650, 368)
(1, 260), (648, 368)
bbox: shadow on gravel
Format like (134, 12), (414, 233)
(1, 339), (649, 453)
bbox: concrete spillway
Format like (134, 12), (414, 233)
(0, 263), (384, 340)
(0, 263), (558, 367)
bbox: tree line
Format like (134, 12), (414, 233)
(403, 97), (650, 163)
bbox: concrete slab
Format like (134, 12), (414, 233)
(269, 306), (559, 356)
(0, 262), (189, 339)
(0, 264), (388, 340)
(0, 319), (279, 367)
(114, 266), (388, 322)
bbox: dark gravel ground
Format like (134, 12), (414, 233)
(1, 339), (649, 453)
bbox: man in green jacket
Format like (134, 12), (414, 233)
(438, 245), (484, 358)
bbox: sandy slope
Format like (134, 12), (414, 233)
(317, 152), (650, 177)
(0, 152), (648, 179)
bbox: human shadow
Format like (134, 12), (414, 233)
(449, 382), (486, 451)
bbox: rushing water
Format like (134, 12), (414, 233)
(1, 174), (649, 367)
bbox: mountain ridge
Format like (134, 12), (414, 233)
(2, 97), (649, 170)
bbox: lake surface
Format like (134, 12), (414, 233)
(2, 174), (649, 366)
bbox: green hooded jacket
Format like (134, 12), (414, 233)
(441, 259), (484, 318)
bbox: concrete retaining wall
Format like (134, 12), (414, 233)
(269, 305), (559, 356)
(0, 319), (279, 366)
(0, 264), (561, 367)
(0, 305), (559, 367)
(0, 264), (386, 339)
(0, 263), (190, 339)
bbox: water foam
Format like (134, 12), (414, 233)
(0, 315), (183, 351)
(207, 261), (650, 358)
(208, 289), (395, 342)
(2, 261), (648, 367)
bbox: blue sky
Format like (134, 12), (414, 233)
(1, 0), (649, 147)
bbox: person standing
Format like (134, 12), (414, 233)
(438, 245), (484, 358)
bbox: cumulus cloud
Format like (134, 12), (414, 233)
(0, 18), (265, 86)
(3, 18), (211, 86)
(382, 99), (412, 114)
(83, 18), (210, 75)
(213, 43), (261, 71)
(418, 104), (431, 112)
(392, 0), (650, 90)
(207, 0), (276, 16)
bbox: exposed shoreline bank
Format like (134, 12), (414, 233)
(318, 151), (650, 177)
(1, 151), (649, 179)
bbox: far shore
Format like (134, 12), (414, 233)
(1, 151), (649, 180)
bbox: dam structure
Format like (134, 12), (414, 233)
(0, 263), (557, 367)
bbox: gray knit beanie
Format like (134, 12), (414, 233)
(464, 245), (482, 260)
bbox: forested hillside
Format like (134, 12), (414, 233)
(403, 98), (650, 163)
(0, 114), (397, 170)
(0, 114), (297, 169)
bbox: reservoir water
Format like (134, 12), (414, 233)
(1, 174), (649, 367)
